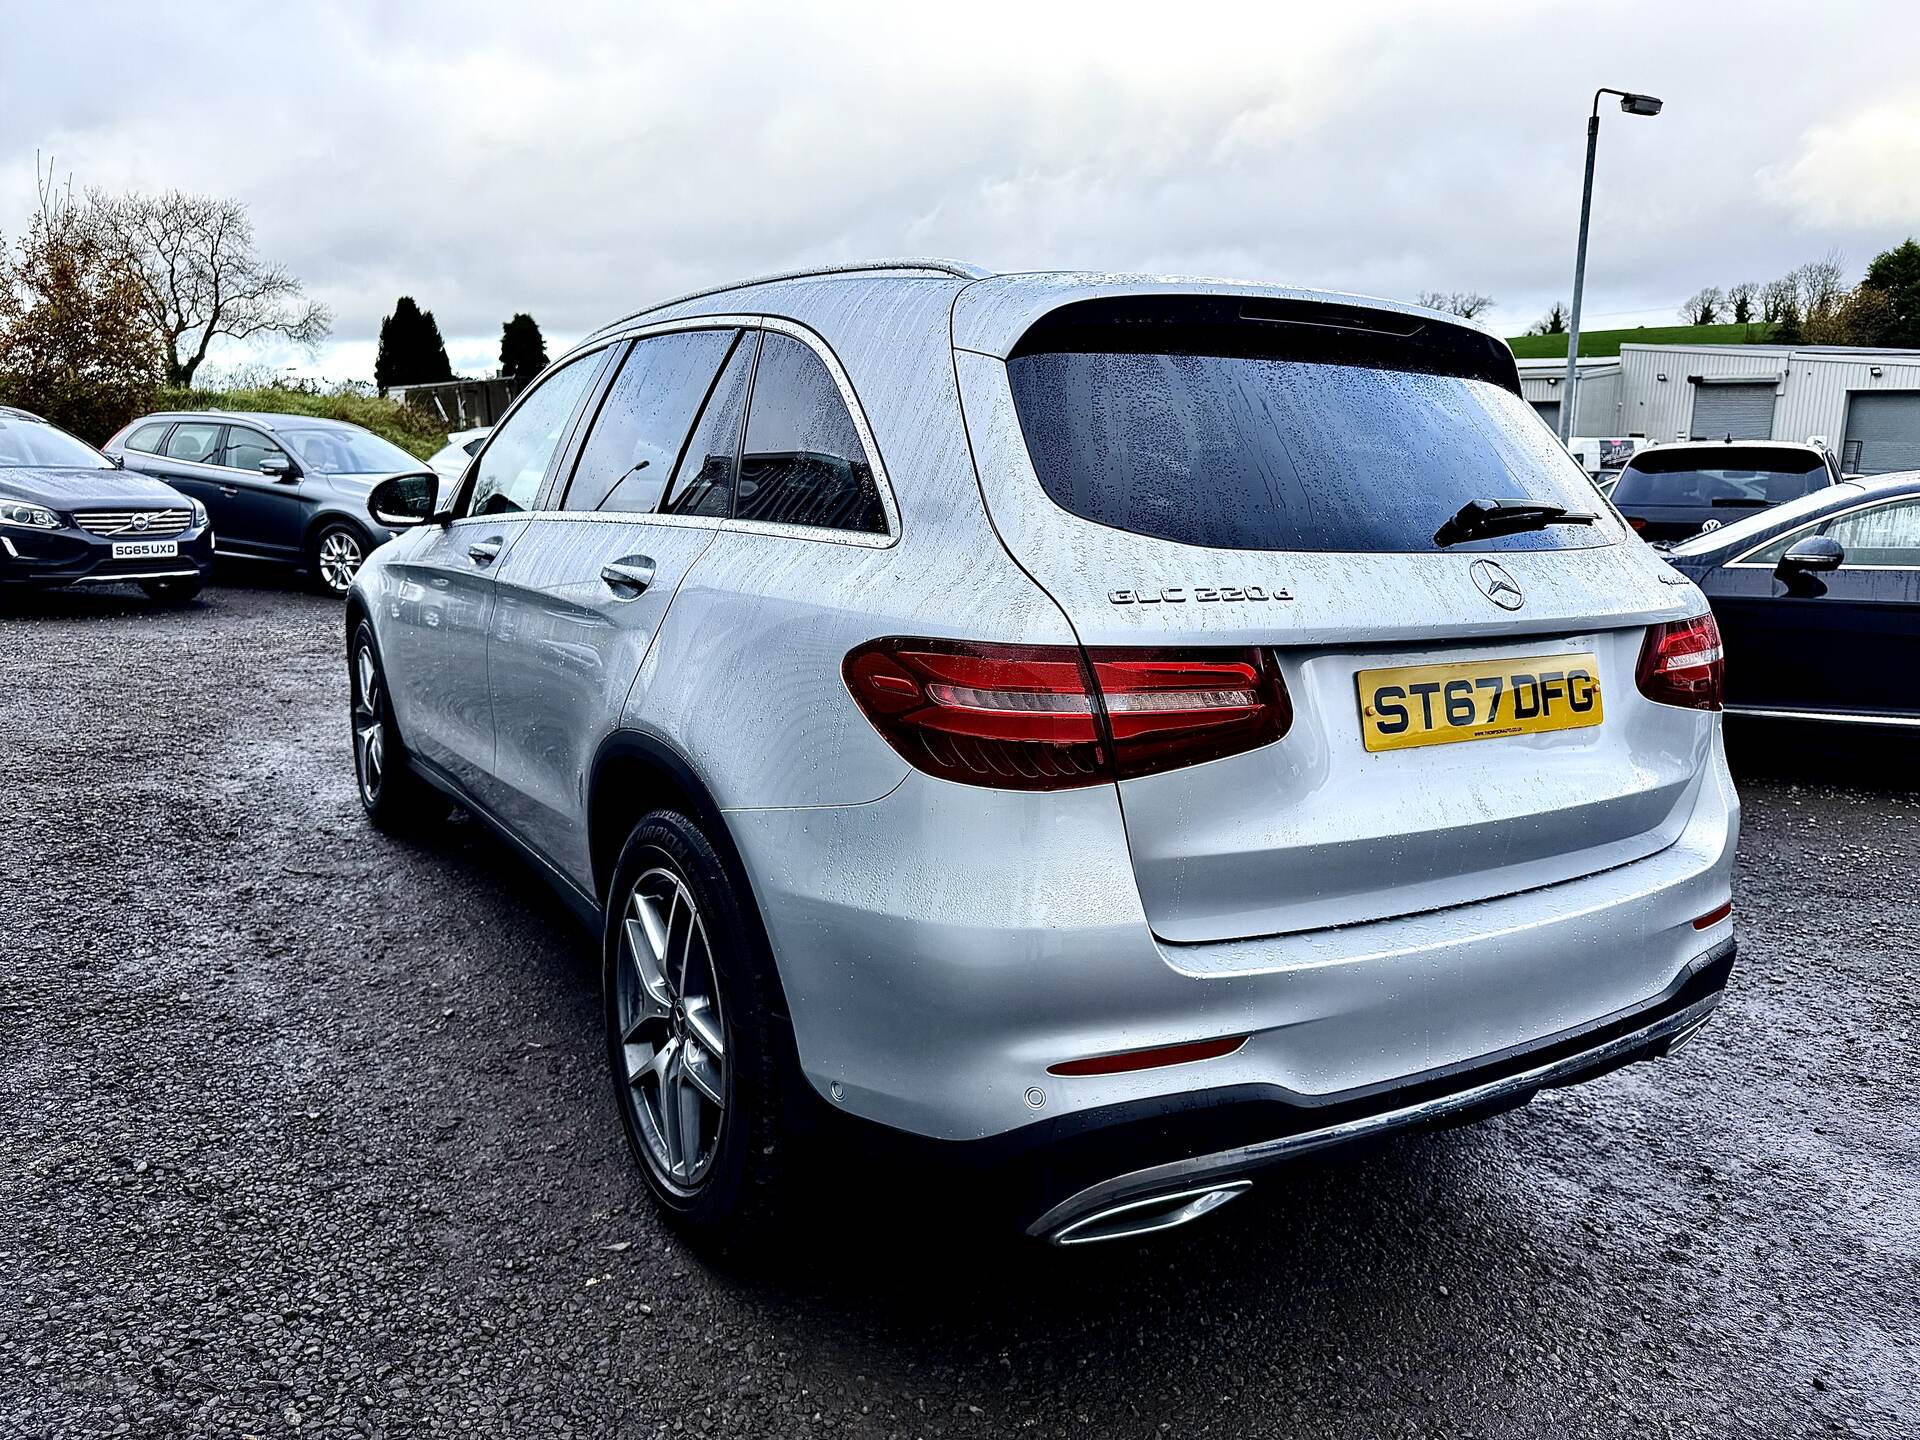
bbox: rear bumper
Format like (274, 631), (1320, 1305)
(726, 734), (1740, 1145)
(0, 523), (213, 588)
(1021, 938), (1732, 1242)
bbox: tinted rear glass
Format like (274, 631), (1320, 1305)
(1007, 349), (1604, 553)
(1610, 448), (1826, 509)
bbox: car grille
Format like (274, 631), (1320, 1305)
(72, 508), (194, 538)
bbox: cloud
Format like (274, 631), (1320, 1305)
(1763, 97), (1920, 230)
(1, 0), (1913, 379)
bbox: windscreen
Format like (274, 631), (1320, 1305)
(1007, 349), (1606, 553)
(283, 428), (419, 475)
(1611, 447), (1826, 509)
(0, 412), (112, 469)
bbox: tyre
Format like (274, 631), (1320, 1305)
(140, 578), (203, 605)
(349, 619), (449, 832)
(604, 809), (797, 1244)
(310, 522), (369, 596)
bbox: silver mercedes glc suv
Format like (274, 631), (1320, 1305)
(346, 261), (1739, 1247)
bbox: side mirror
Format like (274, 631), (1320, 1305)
(369, 473), (440, 528)
(260, 455), (297, 480)
(1778, 535), (1844, 575)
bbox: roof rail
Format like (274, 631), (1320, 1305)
(589, 257), (993, 337)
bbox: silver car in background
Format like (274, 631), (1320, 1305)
(346, 261), (1739, 1247)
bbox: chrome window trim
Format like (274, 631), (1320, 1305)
(581, 312), (902, 548)
(498, 509), (726, 533)
(1723, 492), (1920, 571)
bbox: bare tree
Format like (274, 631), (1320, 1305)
(1527, 302), (1569, 336)
(1786, 252), (1848, 319)
(97, 190), (330, 386)
(1679, 287), (1724, 325)
(1416, 289), (1496, 320)
(1727, 282), (1759, 326)
(1761, 276), (1797, 325)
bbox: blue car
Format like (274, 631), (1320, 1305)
(106, 411), (433, 595)
(0, 406), (213, 603)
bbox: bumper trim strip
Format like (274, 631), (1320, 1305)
(1029, 987), (1725, 1243)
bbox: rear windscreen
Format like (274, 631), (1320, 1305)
(1006, 348), (1607, 553)
(1610, 448), (1826, 509)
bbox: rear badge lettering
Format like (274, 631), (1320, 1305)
(1109, 584), (1292, 606)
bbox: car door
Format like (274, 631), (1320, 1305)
(215, 424), (306, 558)
(1799, 498), (1920, 714)
(484, 326), (752, 883)
(143, 421), (233, 538)
(377, 350), (607, 795)
(1713, 495), (1920, 715)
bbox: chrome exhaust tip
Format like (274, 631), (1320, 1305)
(1047, 1180), (1253, 1246)
(1658, 1011), (1715, 1057)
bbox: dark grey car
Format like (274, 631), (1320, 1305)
(105, 412), (432, 594)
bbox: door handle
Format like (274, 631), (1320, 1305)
(467, 537), (504, 566)
(219, 486), (239, 496)
(600, 555), (657, 597)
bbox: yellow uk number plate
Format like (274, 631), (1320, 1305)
(1357, 653), (1604, 753)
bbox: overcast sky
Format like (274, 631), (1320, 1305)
(4, 0), (1916, 382)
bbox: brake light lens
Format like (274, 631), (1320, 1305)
(1626, 515), (1648, 532)
(1636, 613), (1724, 711)
(843, 638), (1291, 790)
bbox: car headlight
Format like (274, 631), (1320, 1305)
(0, 500), (60, 529)
(189, 496), (209, 527)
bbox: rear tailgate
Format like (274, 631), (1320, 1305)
(952, 283), (1714, 944)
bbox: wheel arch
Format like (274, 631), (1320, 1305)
(588, 730), (792, 1020)
(304, 506), (377, 563)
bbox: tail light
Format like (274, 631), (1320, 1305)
(1626, 515), (1648, 532)
(843, 638), (1291, 790)
(1636, 612), (1724, 711)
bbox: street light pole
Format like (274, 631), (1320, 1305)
(1559, 87), (1663, 443)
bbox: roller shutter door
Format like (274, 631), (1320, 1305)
(1841, 392), (1920, 475)
(1530, 399), (1561, 431)
(1689, 382), (1776, 440)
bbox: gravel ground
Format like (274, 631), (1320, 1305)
(3, 578), (1916, 1440)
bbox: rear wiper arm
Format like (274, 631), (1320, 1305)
(1434, 497), (1597, 547)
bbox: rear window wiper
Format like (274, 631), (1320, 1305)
(1434, 498), (1597, 548)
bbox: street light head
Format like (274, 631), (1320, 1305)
(1619, 92), (1663, 117)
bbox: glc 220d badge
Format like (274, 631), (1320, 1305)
(1108, 584), (1294, 605)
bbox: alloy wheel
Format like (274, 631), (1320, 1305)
(351, 643), (385, 804)
(616, 865), (729, 1192)
(318, 530), (365, 594)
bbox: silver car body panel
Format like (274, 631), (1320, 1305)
(353, 265), (1739, 1152)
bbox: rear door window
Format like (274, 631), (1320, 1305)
(1006, 347), (1602, 553)
(664, 332), (758, 519)
(1611, 448), (1827, 510)
(735, 333), (887, 535)
(563, 329), (736, 515)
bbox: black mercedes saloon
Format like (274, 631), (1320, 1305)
(0, 406), (213, 603)
(1664, 471), (1920, 725)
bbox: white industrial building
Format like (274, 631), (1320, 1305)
(1518, 343), (1920, 475)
